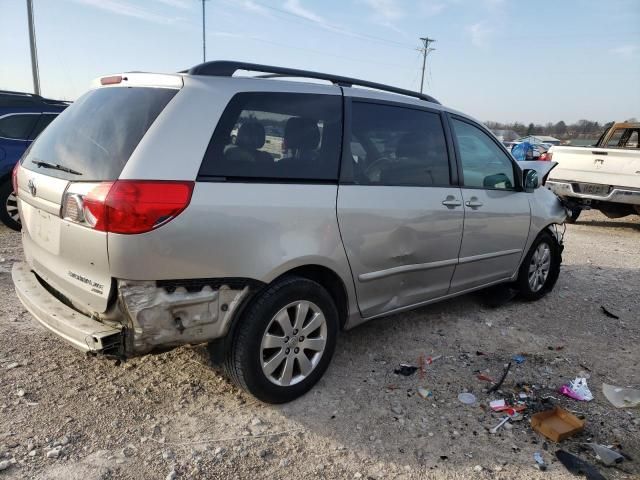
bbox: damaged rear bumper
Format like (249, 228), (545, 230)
(12, 261), (258, 357)
(12, 262), (123, 354)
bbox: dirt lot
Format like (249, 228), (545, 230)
(1, 211), (639, 479)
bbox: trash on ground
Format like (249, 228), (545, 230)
(417, 387), (432, 399)
(489, 416), (510, 434)
(490, 399), (507, 411)
(587, 443), (624, 466)
(512, 354), (526, 364)
(602, 383), (640, 408)
(458, 392), (476, 405)
(534, 452), (547, 471)
(477, 374), (494, 382)
(487, 362), (511, 394)
(531, 406), (585, 442)
(559, 377), (593, 401)
(394, 364), (418, 376)
(600, 305), (620, 319)
(556, 449), (606, 480)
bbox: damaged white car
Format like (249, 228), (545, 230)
(12, 61), (566, 403)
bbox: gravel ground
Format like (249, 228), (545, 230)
(0, 210), (639, 479)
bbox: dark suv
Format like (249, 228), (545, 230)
(0, 90), (68, 230)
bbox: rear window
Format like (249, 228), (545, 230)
(22, 87), (177, 181)
(199, 92), (342, 182)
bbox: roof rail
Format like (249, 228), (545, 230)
(182, 61), (440, 105)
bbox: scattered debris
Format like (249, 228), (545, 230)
(417, 387), (432, 399)
(0, 459), (17, 471)
(458, 392), (477, 405)
(531, 406), (585, 442)
(394, 364), (418, 376)
(600, 305), (620, 319)
(487, 362), (512, 394)
(559, 377), (593, 401)
(586, 443), (624, 466)
(556, 449), (606, 480)
(5, 362), (19, 370)
(602, 384), (640, 408)
(489, 416), (510, 434)
(512, 354), (526, 364)
(46, 447), (62, 459)
(490, 399), (507, 411)
(534, 452), (547, 471)
(477, 374), (494, 383)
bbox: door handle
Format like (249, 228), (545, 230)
(441, 196), (462, 208)
(465, 197), (483, 209)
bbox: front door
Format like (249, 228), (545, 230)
(448, 116), (531, 293)
(337, 100), (464, 318)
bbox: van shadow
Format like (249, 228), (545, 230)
(263, 263), (640, 472)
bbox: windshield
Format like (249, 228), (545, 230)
(22, 87), (177, 181)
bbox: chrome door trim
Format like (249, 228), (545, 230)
(358, 258), (458, 282)
(458, 248), (522, 265)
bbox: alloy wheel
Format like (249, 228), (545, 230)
(260, 300), (328, 387)
(5, 191), (20, 225)
(528, 242), (551, 292)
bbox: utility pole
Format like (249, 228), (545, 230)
(418, 37), (436, 94)
(201, 0), (207, 62)
(26, 0), (41, 95)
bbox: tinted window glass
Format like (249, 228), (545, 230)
(0, 114), (39, 140)
(347, 103), (450, 186)
(606, 129), (624, 147)
(29, 113), (58, 140)
(200, 92), (342, 181)
(22, 87), (177, 181)
(452, 119), (515, 190)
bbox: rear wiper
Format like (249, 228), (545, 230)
(32, 160), (83, 176)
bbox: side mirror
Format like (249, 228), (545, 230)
(523, 169), (539, 192)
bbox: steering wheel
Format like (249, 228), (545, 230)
(363, 157), (394, 183)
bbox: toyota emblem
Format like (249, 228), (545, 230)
(27, 179), (37, 197)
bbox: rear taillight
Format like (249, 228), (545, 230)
(11, 163), (19, 193)
(62, 180), (194, 234)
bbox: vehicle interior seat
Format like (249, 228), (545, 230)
(224, 121), (273, 164)
(278, 117), (321, 173)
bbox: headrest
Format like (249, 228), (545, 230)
(284, 117), (320, 150)
(237, 121), (265, 149)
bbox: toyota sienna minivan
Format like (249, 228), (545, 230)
(12, 61), (566, 403)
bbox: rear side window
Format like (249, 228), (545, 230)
(22, 87), (177, 181)
(0, 113), (39, 140)
(451, 118), (515, 190)
(28, 113), (58, 140)
(199, 92), (342, 181)
(346, 102), (450, 186)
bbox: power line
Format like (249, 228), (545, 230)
(418, 37), (435, 94)
(201, 0), (209, 62)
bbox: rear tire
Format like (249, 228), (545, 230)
(0, 180), (21, 231)
(565, 207), (581, 224)
(516, 230), (561, 301)
(221, 276), (338, 403)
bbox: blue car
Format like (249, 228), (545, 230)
(0, 90), (68, 230)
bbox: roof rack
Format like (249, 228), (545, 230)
(182, 61), (440, 105)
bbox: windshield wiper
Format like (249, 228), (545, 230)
(32, 160), (83, 176)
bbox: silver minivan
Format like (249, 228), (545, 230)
(12, 62), (566, 403)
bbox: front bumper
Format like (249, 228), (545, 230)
(12, 262), (123, 354)
(546, 181), (640, 206)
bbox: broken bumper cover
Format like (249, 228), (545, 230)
(12, 262), (123, 353)
(546, 181), (640, 206)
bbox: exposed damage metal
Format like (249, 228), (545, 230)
(118, 280), (255, 354)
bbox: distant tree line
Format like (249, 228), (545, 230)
(485, 118), (637, 139)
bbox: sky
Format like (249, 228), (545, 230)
(2, 0), (639, 124)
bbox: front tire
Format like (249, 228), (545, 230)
(0, 180), (21, 231)
(222, 276), (338, 403)
(516, 231), (561, 301)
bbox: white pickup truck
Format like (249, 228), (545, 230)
(546, 122), (640, 222)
